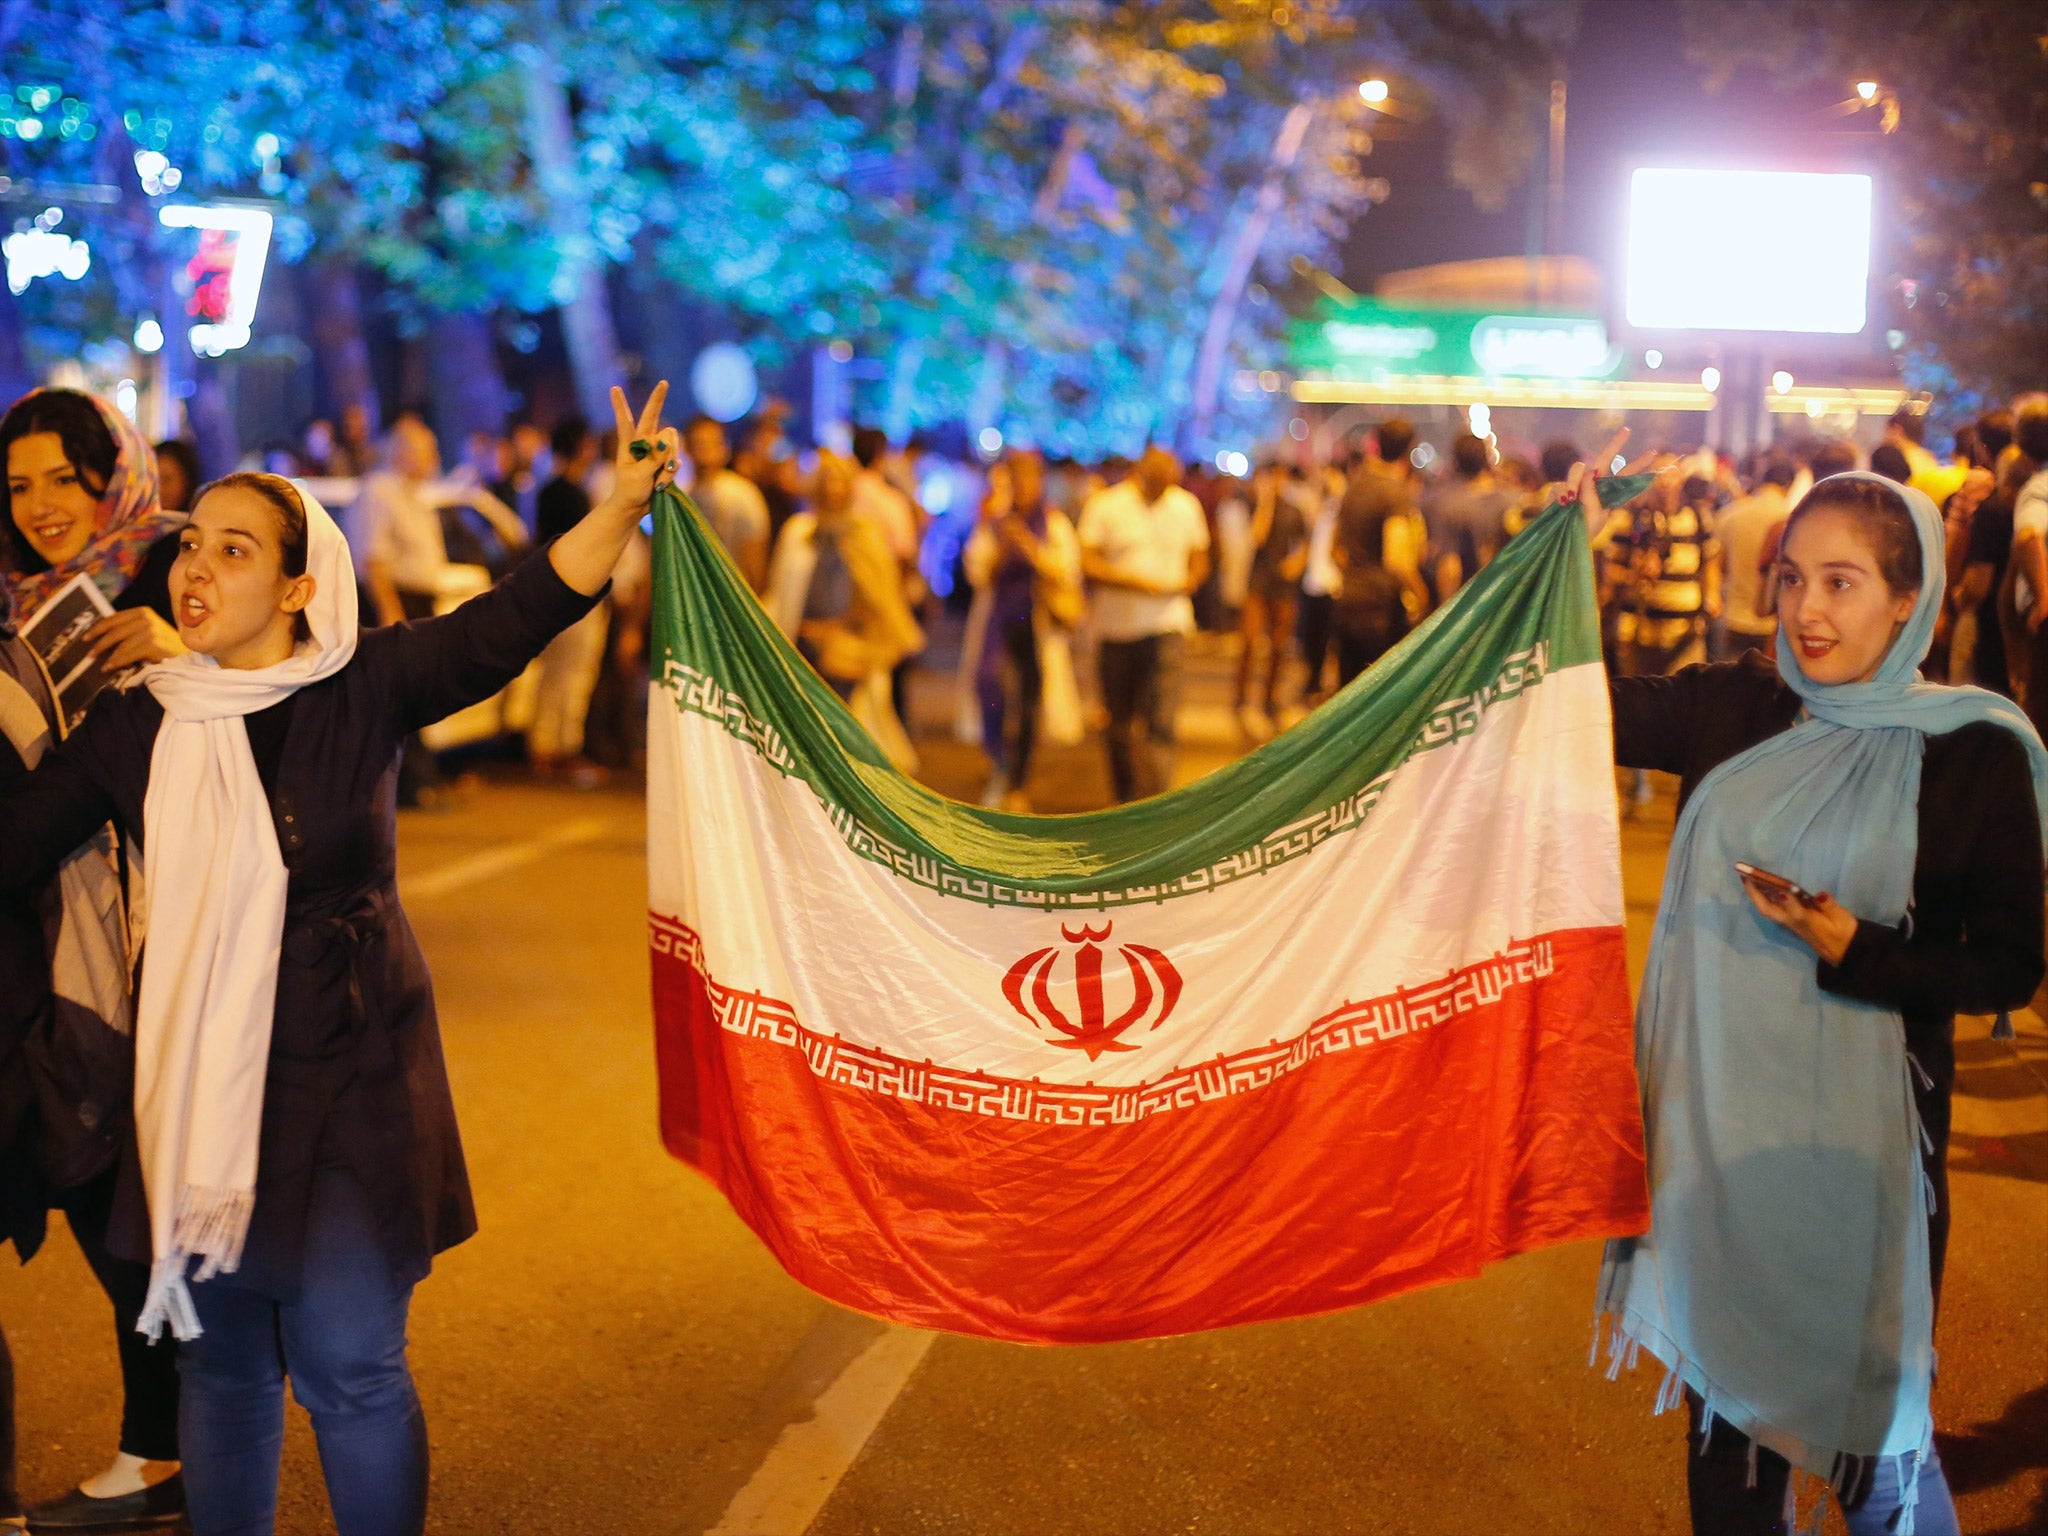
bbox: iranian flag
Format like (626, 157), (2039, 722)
(647, 483), (1649, 1344)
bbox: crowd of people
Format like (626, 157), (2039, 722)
(0, 371), (2044, 1536)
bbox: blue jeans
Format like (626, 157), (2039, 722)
(1688, 1397), (1959, 1535)
(178, 1168), (428, 1536)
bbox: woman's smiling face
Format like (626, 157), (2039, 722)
(6, 430), (102, 566)
(1775, 504), (1918, 686)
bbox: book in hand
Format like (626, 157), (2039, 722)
(21, 573), (117, 734)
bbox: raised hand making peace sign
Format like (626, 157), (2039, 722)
(548, 381), (678, 597)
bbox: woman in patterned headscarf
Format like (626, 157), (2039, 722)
(1, 387), (189, 1532)
(1, 387), (188, 662)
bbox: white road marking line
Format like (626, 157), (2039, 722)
(707, 1326), (935, 1536)
(403, 816), (613, 901)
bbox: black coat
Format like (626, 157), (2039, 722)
(1611, 650), (2046, 1296)
(0, 718), (49, 1261)
(0, 529), (182, 1261)
(0, 550), (598, 1296)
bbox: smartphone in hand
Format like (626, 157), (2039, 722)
(1734, 861), (1824, 909)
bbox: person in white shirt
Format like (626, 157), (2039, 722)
(356, 417), (528, 627)
(355, 415), (530, 805)
(1707, 454), (1794, 661)
(682, 416), (771, 592)
(1296, 462), (1345, 704)
(850, 427), (921, 568)
(852, 425), (925, 720)
(1077, 445), (1210, 802)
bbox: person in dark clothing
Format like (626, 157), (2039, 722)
(2, 388), (189, 1531)
(1330, 420), (1421, 688)
(534, 416), (595, 545)
(528, 418), (610, 782)
(1583, 442), (2041, 1536)
(1231, 463), (1309, 731)
(151, 439), (201, 515)
(1957, 457), (2024, 697)
(0, 384), (680, 1536)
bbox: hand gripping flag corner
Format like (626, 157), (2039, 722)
(646, 482), (1650, 1344)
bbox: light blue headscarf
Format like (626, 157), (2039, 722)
(1597, 473), (2048, 1517)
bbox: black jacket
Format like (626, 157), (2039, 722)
(0, 528), (182, 1261)
(0, 550), (598, 1296)
(1611, 650), (2045, 1295)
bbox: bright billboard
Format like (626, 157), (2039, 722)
(1623, 168), (1873, 334)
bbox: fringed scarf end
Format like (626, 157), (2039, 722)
(170, 1184), (254, 1281)
(136, 1254), (201, 1343)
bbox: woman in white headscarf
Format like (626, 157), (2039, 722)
(0, 385), (680, 1536)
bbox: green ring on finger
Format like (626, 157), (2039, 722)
(629, 438), (656, 461)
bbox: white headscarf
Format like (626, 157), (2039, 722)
(133, 486), (357, 1340)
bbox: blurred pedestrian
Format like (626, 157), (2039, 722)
(1614, 472), (1718, 678)
(1078, 445), (1208, 802)
(494, 422), (548, 531)
(1210, 472), (1254, 630)
(1331, 420), (1424, 688)
(528, 416), (610, 787)
(1708, 452), (1793, 661)
(1294, 460), (1345, 705)
(152, 438), (201, 514)
(766, 452), (923, 768)
(733, 405), (801, 542)
(1869, 442), (1913, 485)
(1951, 442), (2026, 697)
(357, 416), (531, 805)
(452, 429), (507, 498)
(682, 415), (770, 592)
(300, 418), (339, 477)
(852, 426), (926, 723)
(359, 418), (529, 629)
(2, 388), (188, 1532)
(2005, 395), (2048, 727)
(1421, 432), (1514, 601)
(964, 449), (1082, 811)
(327, 403), (376, 479)
(0, 387), (681, 1536)
(1232, 462), (1309, 737)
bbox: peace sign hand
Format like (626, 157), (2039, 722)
(1561, 427), (1678, 543)
(607, 381), (680, 517)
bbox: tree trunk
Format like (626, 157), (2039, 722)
(1183, 103), (1315, 454)
(0, 280), (33, 406)
(306, 259), (382, 433)
(882, 338), (924, 444)
(520, 46), (623, 425)
(186, 364), (240, 479)
(425, 310), (509, 456)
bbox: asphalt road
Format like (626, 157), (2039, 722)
(4, 637), (2044, 1535)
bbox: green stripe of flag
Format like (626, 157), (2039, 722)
(650, 477), (1643, 906)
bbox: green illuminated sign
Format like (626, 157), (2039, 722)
(1290, 298), (1620, 382)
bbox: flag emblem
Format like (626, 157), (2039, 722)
(1002, 922), (1184, 1059)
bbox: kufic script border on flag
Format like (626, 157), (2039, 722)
(654, 911), (1587, 1125)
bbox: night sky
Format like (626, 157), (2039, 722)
(1340, 0), (1877, 301)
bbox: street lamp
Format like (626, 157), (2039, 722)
(1358, 78), (1388, 105)
(1855, 80), (1879, 102)
(1772, 370), (1795, 394)
(1701, 366), (1722, 394)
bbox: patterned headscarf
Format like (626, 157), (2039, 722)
(0, 387), (185, 633)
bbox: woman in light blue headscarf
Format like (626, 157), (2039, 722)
(1588, 454), (2046, 1536)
